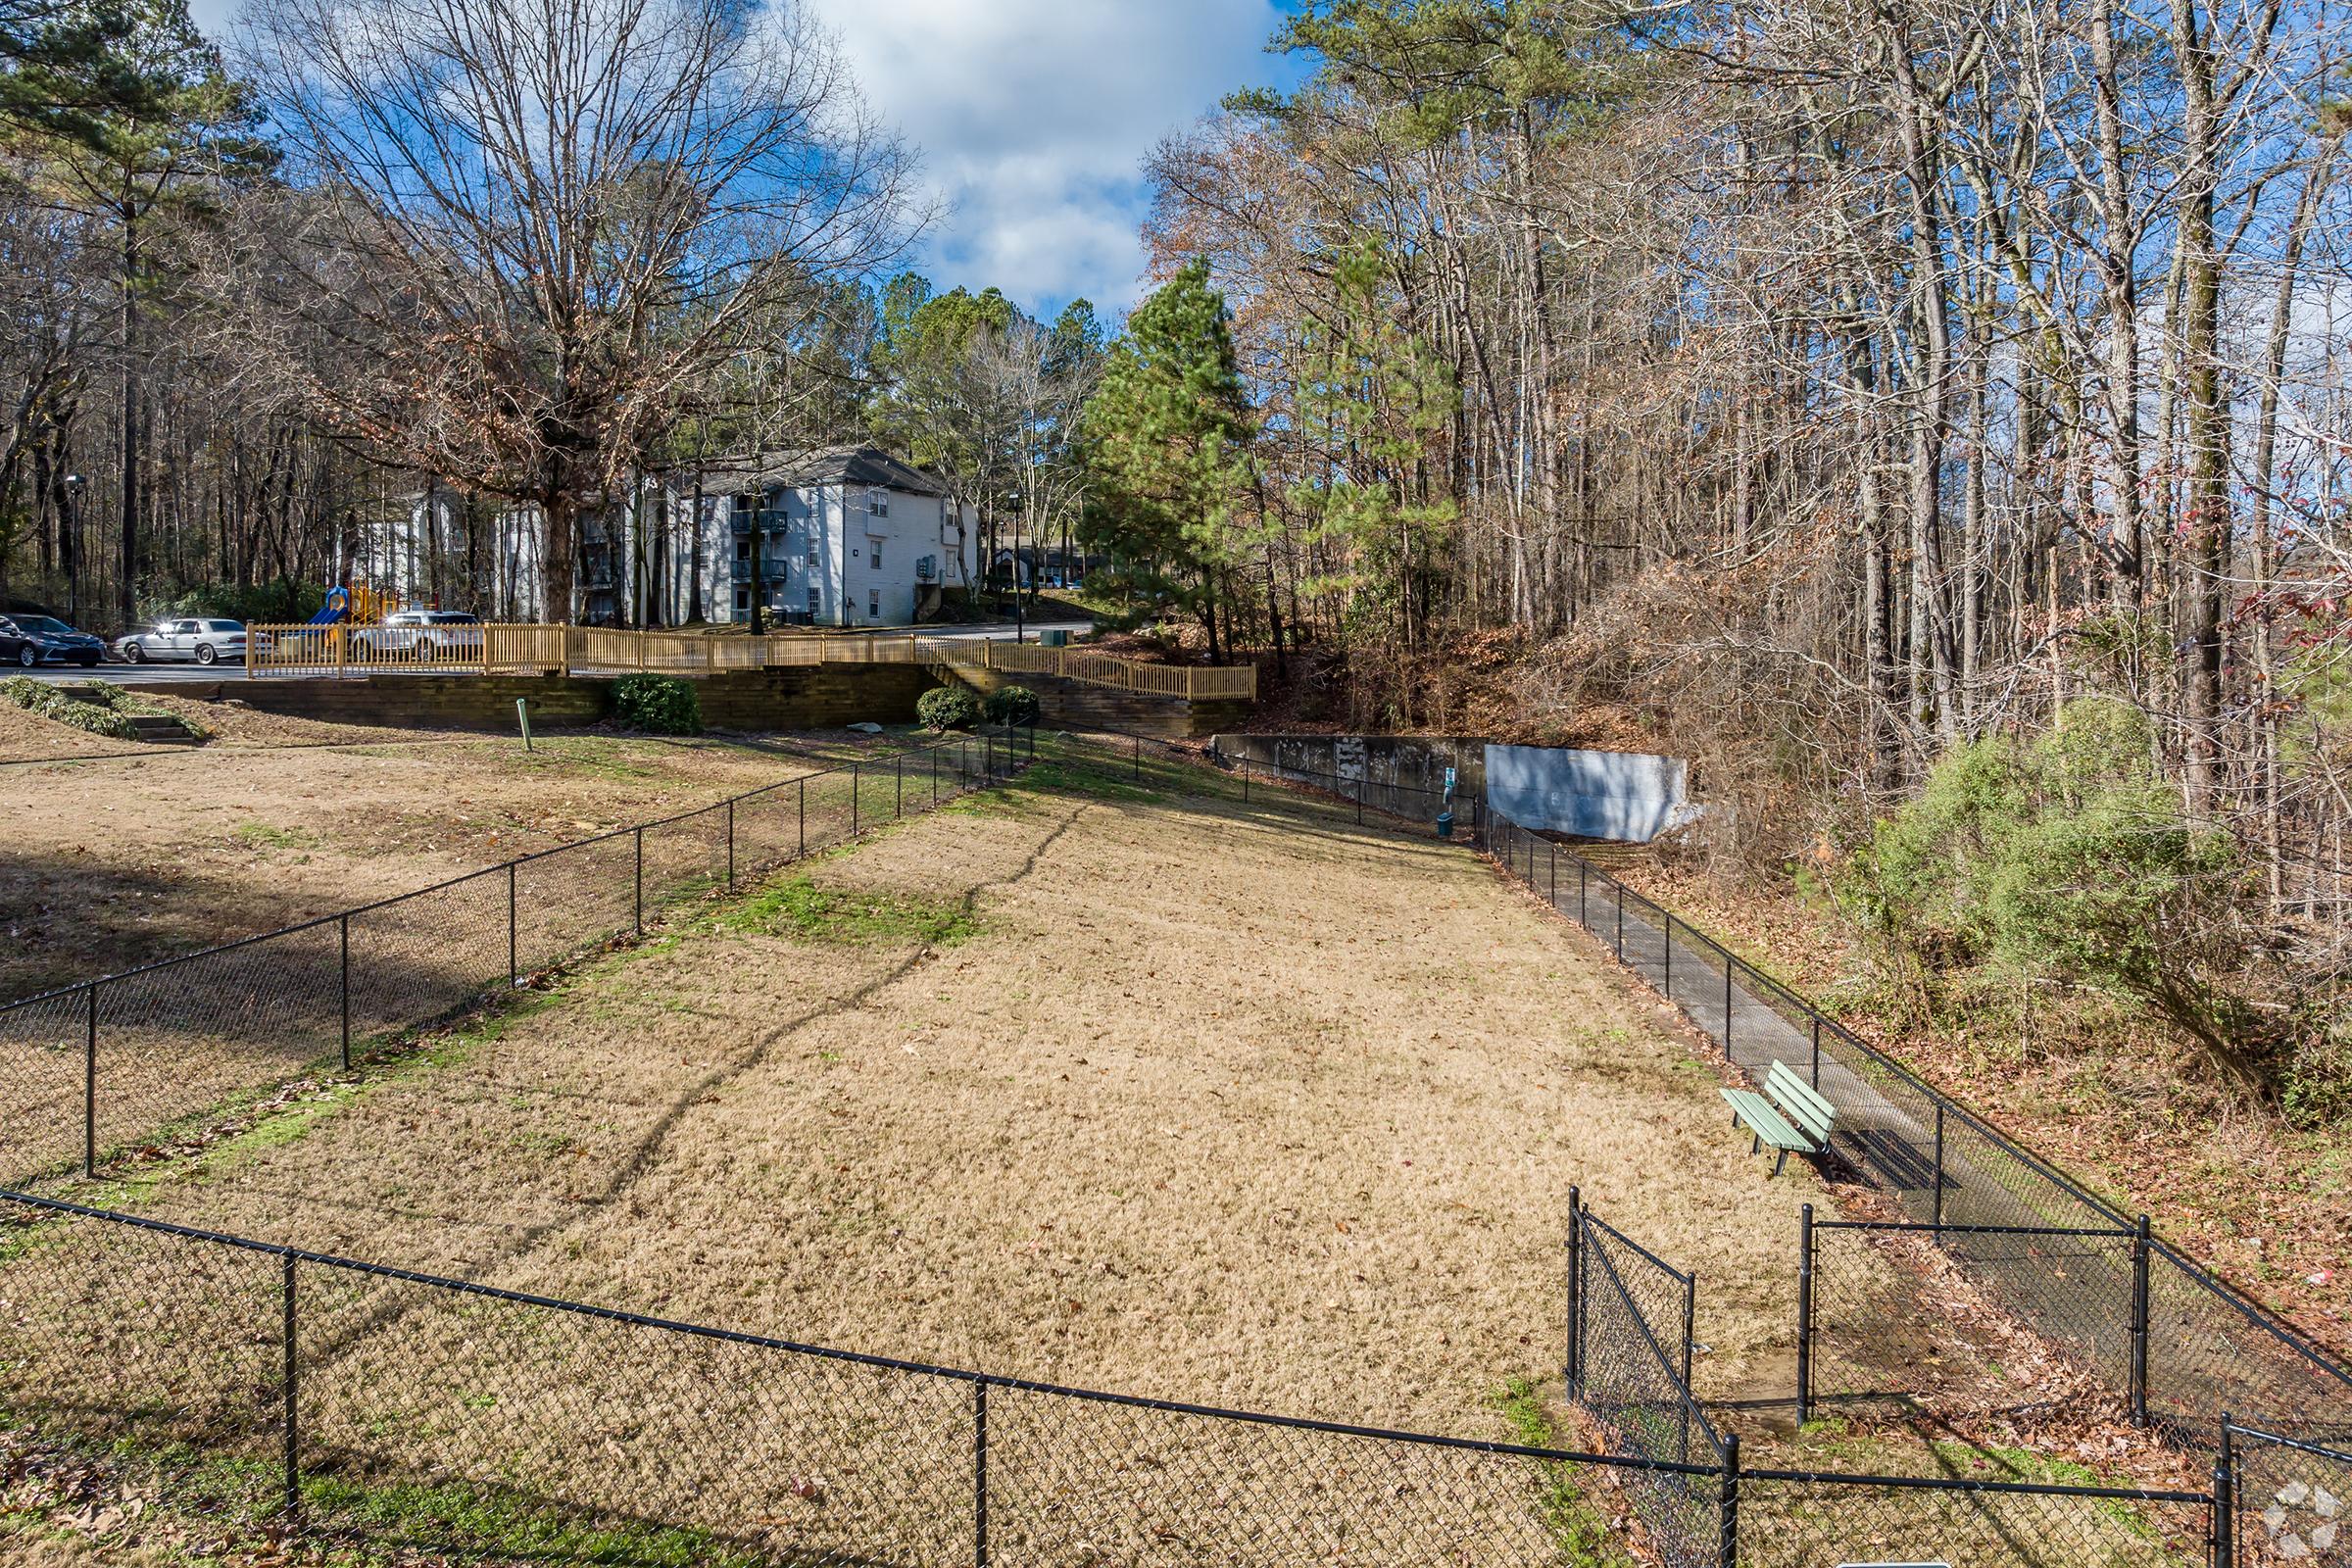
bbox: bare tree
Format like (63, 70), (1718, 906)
(235, 0), (922, 620)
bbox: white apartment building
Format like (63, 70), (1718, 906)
(395, 447), (979, 627)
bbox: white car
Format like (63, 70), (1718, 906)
(353, 610), (486, 661)
(114, 618), (261, 666)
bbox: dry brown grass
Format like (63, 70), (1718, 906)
(0, 729), (914, 1001)
(90, 768), (1823, 1436)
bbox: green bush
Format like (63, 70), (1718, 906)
(981, 685), (1039, 727)
(916, 685), (980, 731)
(1838, 698), (2268, 1091)
(0, 674), (141, 741)
(611, 674), (702, 735)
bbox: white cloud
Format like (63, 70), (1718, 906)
(191, 0), (1284, 317)
(801, 0), (1287, 315)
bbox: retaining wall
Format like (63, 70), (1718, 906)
(144, 663), (1243, 738)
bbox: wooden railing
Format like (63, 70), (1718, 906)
(244, 624), (1257, 703)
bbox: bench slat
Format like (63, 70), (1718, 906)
(1720, 1088), (1810, 1152)
(1764, 1061), (1837, 1146)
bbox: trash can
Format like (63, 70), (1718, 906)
(1040, 628), (1068, 648)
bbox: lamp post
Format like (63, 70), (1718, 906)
(61, 474), (85, 623)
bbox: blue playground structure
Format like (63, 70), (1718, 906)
(305, 585), (351, 625)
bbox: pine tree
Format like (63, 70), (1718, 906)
(1082, 260), (1255, 661)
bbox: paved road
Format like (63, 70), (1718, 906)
(10, 620), (1095, 685)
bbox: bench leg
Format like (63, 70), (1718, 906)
(1774, 1149), (1788, 1177)
(1751, 1133), (1761, 1155)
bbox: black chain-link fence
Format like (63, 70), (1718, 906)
(0, 1189), (1660, 1567)
(1802, 1213), (2144, 1419)
(1568, 1198), (1727, 1567)
(2231, 1423), (2352, 1565)
(1738, 1468), (2222, 1568)
(1011, 725), (1481, 841)
(1482, 808), (2352, 1453)
(0, 727), (1034, 1190)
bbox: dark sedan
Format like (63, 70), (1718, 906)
(0, 614), (105, 668)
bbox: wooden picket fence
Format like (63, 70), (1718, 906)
(243, 624), (1257, 703)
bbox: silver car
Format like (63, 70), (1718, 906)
(115, 617), (259, 666)
(352, 610), (486, 662)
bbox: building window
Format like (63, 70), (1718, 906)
(807, 588), (820, 616)
(870, 539), (883, 571)
(733, 586), (750, 615)
(806, 543), (818, 566)
(866, 488), (889, 516)
(735, 539), (750, 564)
(868, 589), (881, 618)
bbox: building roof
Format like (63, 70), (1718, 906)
(690, 445), (953, 500)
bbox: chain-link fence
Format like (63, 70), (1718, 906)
(0, 1189), (1657, 1567)
(1738, 1468), (2222, 1568)
(1481, 808), (2352, 1453)
(0, 727), (1034, 1190)
(1568, 1197), (1728, 1567)
(1015, 725), (1482, 840)
(2230, 1423), (2352, 1565)
(1802, 1210), (2142, 1418)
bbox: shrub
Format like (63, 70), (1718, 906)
(1838, 698), (2269, 1091)
(612, 673), (702, 735)
(77, 679), (213, 740)
(981, 684), (1039, 727)
(0, 674), (140, 741)
(916, 685), (980, 731)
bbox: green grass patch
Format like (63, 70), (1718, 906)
(0, 1415), (763, 1568)
(718, 874), (980, 949)
(1493, 1378), (1638, 1567)
(234, 820), (318, 851)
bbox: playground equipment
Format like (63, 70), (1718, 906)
(304, 583), (401, 626)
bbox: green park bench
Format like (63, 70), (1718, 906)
(1720, 1059), (1837, 1176)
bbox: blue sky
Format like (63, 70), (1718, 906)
(190, 0), (1305, 320)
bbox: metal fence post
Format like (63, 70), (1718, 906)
(1663, 911), (1674, 996)
(1932, 1103), (1946, 1238)
(339, 914), (352, 1070)
(82, 982), (97, 1178)
(1795, 1203), (1814, 1427)
(1578, 858), (1587, 925)
(1724, 958), (1735, 1056)
(897, 755), (905, 819)
(2130, 1214), (2152, 1426)
(1565, 1186), (1582, 1395)
(507, 863), (517, 986)
(1809, 1016), (1821, 1089)
(1681, 1271), (1698, 1461)
(2214, 1414), (2235, 1568)
(1134, 732), (1142, 779)
(1242, 757), (1250, 802)
(799, 775), (807, 855)
(281, 1251), (300, 1518)
(973, 1380), (990, 1567)
(1718, 1431), (1740, 1568)
(727, 799), (736, 893)
(1548, 845), (1556, 906)
(933, 748), (941, 805)
(853, 762), (860, 835)
(633, 827), (644, 933)
(1615, 883), (1625, 961)
(1355, 778), (1363, 825)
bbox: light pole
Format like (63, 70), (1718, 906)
(61, 474), (85, 623)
